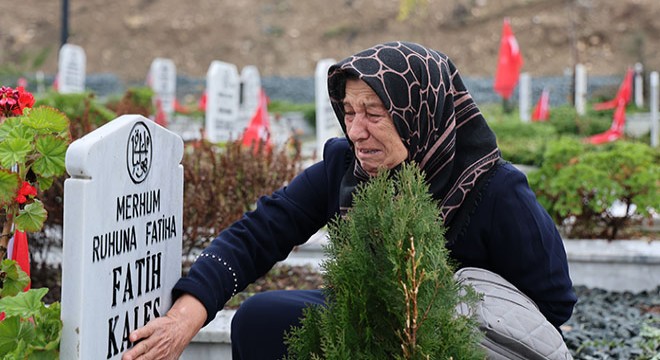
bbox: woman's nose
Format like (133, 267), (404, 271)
(347, 114), (368, 142)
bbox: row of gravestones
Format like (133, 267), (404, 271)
(55, 44), (344, 152)
(55, 46), (342, 359)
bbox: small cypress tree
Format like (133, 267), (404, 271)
(285, 164), (485, 360)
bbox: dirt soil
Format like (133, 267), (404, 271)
(5, 0), (660, 83)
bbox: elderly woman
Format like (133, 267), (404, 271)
(123, 42), (576, 360)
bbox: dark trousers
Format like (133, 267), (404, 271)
(231, 289), (326, 360)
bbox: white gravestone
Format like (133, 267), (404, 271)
(148, 58), (177, 119)
(61, 115), (184, 359)
(575, 63), (587, 116)
(518, 72), (531, 123)
(58, 44), (86, 94)
(205, 61), (241, 143)
(315, 58), (343, 157)
(240, 65), (262, 132)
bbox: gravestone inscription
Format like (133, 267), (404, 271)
(60, 115), (184, 359)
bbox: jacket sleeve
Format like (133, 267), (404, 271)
(481, 164), (577, 327)
(172, 138), (349, 325)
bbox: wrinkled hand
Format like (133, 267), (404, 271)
(122, 294), (206, 360)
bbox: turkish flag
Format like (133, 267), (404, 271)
(11, 230), (31, 291)
(586, 101), (626, 144)
(532, 88), (550, 121)
(593, 68), (633, 111)
(242, 89), (271, 150)
(494, 18), (524, 100)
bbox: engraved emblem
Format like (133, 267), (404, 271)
(126, 121), (152, 184)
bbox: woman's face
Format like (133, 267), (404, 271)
(343, 79), (408, 176)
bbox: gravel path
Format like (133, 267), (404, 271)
(563, 286), (660, 359)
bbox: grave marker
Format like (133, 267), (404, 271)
(315, 58), (343, 157)
(61, 115), (184, 359)
(651, 71), (659, 148)
(205, 61), (240, 143)
(240, 65), (262, 131)
(519, 72), (531, 122)
(58, 44), (86, 94)
(148, 58), (177, 119)
(575, 64), (587, 116)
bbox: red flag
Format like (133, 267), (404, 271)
(494, 18), (524, 100)
(586, 101), (626, 144)
(198, 90), (207, 112)
(11, 230), (31, 291)
(532, 88), (550, 121)
(593, 68), (633, 111)
(154, 98), (168, 128)
(242, 89), (271, 150)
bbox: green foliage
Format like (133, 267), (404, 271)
(35, 92), (115, 139)
(0, 260), (62, 359)
(268, 100), (316, 130)
(489, 120), (557, 166)
(548, 105), (611, 136)
(529, 138), (659, 239)
(0, 105), (70, 233)
(285, 164), (484, 359)
(636, 319), (660, 360)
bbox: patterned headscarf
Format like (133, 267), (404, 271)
(328, 41), (500, 225)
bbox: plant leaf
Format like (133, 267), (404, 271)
(0, 288), (48, 319)
(0, 259), (31, 297)
(32, 135), (68, 178)
(0, 317), (35, 355)
(0, 137), (32, 169)
(36, 175), (55, 192)
(14, 199), (48, 232)
(0, 170), (20, 207)
(23, 106), (70, 134)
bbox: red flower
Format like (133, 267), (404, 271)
(0, 86), (19, 117)
(15, 181), (37, 204)
(15, 86), (35, 115)
(0, 86), (35, 118)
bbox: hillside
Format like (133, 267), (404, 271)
(4, 0), (660, 82)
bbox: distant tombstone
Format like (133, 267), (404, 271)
(518, 72), (531, 123)
(634, 63), (644, 108)
(315, 58), (343, 157)
(148, 58), (177, 118)
(205, 61), (240, 143)
(574, 64), (587, 116)
(240, 65), (262, 130)
(60, 115), (184, 359)
(651, 71), (659, 148)
(58, 44), (86, 94)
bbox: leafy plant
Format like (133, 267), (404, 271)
(0, 85), (68, 358)
(285, 164), (484, 359)
(0, 260), (62, 359)
(529, 137), (659, 239)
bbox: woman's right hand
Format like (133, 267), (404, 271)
(121, 294), (207, 360)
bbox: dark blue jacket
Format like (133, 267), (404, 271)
(173, 138), (577, 328)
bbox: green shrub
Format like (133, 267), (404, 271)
(548, 105), (611, 137)
(285, 164), (484, 360)
(529, 138), (659, 239)
(489, 120), (557, 166)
